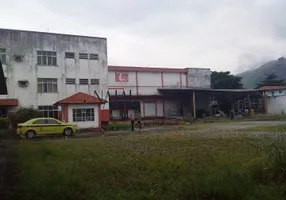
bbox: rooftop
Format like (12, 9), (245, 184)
(54, 92), (107, 105)
(0, 28), (106, 40)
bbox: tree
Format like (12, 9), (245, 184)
(211, 71), (243, 89)
(255, 72), (286, 88)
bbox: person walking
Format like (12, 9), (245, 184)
(130, 114), (135, 131)
(137, 117), (142, 133)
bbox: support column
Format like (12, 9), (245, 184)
(264, 91), (268, 114)
(193, 90), (196, 119)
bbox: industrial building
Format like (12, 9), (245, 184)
(0, 29), (269, 129)
(0, 29), (109, 129)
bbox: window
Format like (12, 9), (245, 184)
(0, 48), (6, 64)
(72, 108), (94, 122)
(38, 106), (58, 119)
(79, 79), (89, 85)
(37, 78), (58, 93)
(90, 79), (99, 85)
(79, 53), (88, 59)
(66, 78), (76, 84)
(65, 52), (75, 59)
(37, 51), (57, 66)
(46, 119), (60, 124)
(89, 54), (99, 60)
(33, 119), (46, 125)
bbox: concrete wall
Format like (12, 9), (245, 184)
(0, 29), (108, 110)
(108, 69), (188, 96)
(268, 96), (286, 114)
(188, 68), (211, 88)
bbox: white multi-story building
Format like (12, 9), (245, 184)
(0, 29), (109, 129)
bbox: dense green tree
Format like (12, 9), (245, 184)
(211, 71), (243, 89)
(255, 72), (286, 88)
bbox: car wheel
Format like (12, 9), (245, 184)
(63, 128), (73, 136)
(26, 130), (36, 139)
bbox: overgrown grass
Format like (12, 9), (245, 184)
(12, 133), (286, 200)
(242, 124), (286, 132)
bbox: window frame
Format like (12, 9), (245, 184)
(72, 108), (95, 122)
(38, 105), (59, 119)
(65, 52), (75, 59)
(37, 51), (57, 66)
(79, 79), (89, 85)
(79, 53), (88, 59)
(90, 79), (100, 85)
(66, 78), (76, 85)
(37, 78), (58, 93)
(89, 54), (99, 60)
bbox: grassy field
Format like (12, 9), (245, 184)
(242, 124), (286, 132)
(9, 131), (286, 200)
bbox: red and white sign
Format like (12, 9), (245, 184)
(115, 72), (129, 83)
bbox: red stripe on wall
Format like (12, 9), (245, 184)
(136, 71), (139, 95)
(180, 72), (182, 88)
(161, 72), (164, 88)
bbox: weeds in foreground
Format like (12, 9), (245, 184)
(11, 134), (286, 200)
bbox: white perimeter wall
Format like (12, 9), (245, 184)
(268, 96), (286, 114)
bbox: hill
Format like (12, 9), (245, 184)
(238, 57), (286, 88)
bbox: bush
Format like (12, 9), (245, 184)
(8, 107), (42, 128)
(102, 122), (130, 131)
(0, 117), (8, 129)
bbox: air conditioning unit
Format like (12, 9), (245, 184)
(18, 80), (29, 87)
(14, 55), (24, 62)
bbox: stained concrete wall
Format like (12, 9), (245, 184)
(268, 96), (286, 114)
(188, 68), (211, 88)
(0, 29), (108, 109)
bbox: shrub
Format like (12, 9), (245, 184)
(8, 107), (42, 128)
(102, 122), (130, 131)
(0, 117), (8, 129)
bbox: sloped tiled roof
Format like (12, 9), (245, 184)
(259, 86), (286, 90)
(55, 92), (107, 104)
(0, 99), (18, 106)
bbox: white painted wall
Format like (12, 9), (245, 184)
(0, 29), (108, 110)
(68, 104), (99, 128)
(268, 96), (286, 114)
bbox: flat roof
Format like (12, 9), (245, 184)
(0, 28), (106, 40)
(108, 66), (211, 73)
(158, 88), (264, 93)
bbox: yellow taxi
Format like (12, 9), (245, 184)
(17, 118), (78, 139)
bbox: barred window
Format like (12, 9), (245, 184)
(79, 53), (88, 59)
(66, 78), (76, 84)
(37, 51), (57, 66)
(89, 54), (99, 60)
(0, 48), (6, 64)
(72, 108), (94, 122)
(90, 79), (99, 85)
(79, 79), (89, 85)
(65, 52), (75, 59)
(38, 105), (58, 119)
(37, 78), (58, 93)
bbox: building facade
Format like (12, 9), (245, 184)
(108, 66), (211, 120)
(0, 29), (108, 129)
(261, 86), (286, 114)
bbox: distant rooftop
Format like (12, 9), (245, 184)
(0, 28), (106, 40)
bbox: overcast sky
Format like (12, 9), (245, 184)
(1, 0), (286, 73)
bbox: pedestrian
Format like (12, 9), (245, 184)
(230, 109), (234, 120)
(137, 117), (142, 133)
(130, 114), (135, 131)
